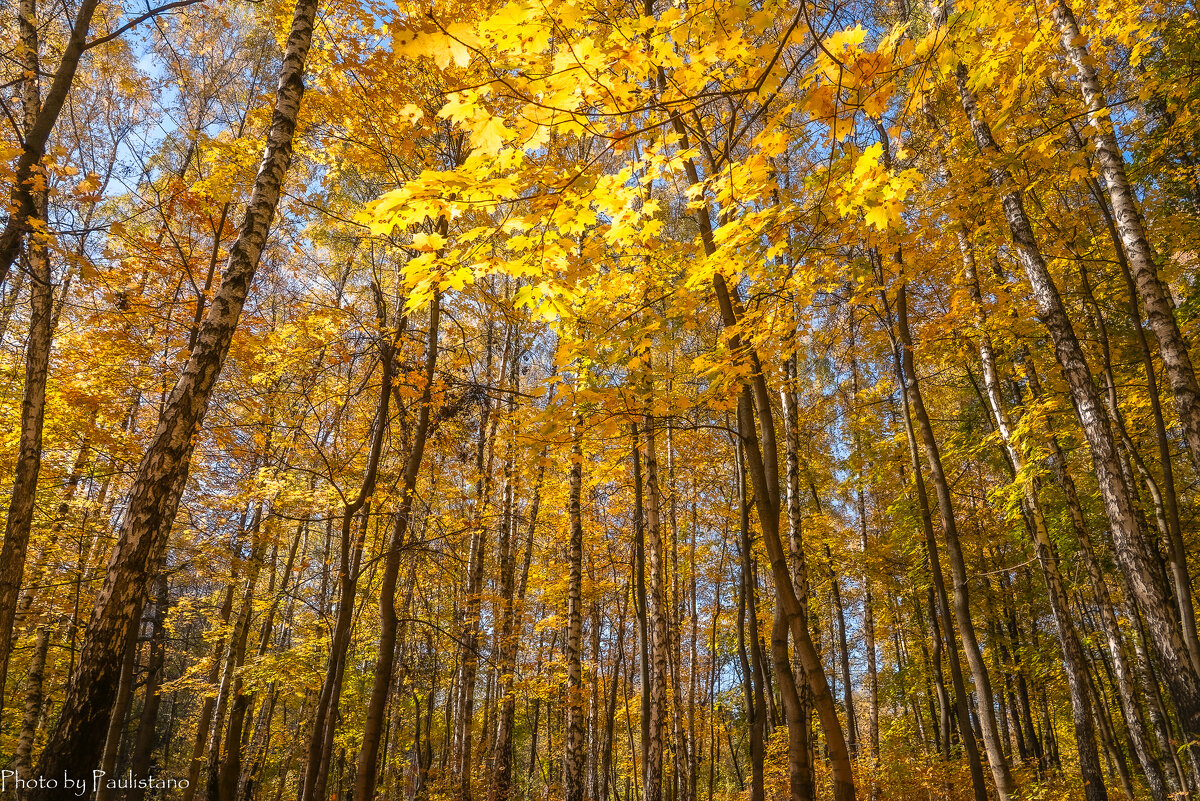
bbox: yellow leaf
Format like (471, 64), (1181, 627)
(471, 117), (511, 154)
(412, 232), (446, 252)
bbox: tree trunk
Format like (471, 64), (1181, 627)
(216, 507), (272, 801)
(454, 322), (503, 801)
(887, 312), (988, 800)
(128, 573), (171, 801)
(301, 290), (400, 801)
(852, 354), (880, 800)
(13, 435), (91, 631)
(492, 461), (544, 801)
(670, 113), (855, 801)
(1049, 0), (1200, 478)
(30, 1), (319, 789)
(735, 441), (765, 801)
(565, 413), (588, 801)
(780, 369), (815, 801)
(0, 0), (100, 286)
(354, 294), (441, 801)
(917, 590), (950, 757)
(632, 425), (651, 792)
(772, 603), (810, 801)
(13, 625), (51, 784)
(961, 232), (1107, 801)
(95, 623), (139, 801)
(829, 550), (857, 756)
(0, 0), (55, 711)
(1023, 358), (1173, 800)
(181, 582), (239, 801)
(1074, 240), (1200, 679)
(599, 595), (626, 801)
(643, 410), (669, 801)
(893, 281), (1015, 798)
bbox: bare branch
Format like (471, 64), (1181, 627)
(83, 0), (207, 51)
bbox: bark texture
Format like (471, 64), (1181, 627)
(29, 1), (319, 789)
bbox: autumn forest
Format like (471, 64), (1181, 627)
(0, 0), (1198, 799)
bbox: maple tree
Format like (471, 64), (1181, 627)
(1, 0), (1200, 799)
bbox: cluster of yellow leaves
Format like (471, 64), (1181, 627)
(836, 143), (921, 231)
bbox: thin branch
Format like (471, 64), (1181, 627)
(83, 0), (207, 51)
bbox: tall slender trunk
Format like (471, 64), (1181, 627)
(13, 625), (51, 781)
(642, 410), (668, 801)
(492, 461), (544, 801)
(182, 582), (239, 801)
(565, 413), (587, 801)
(216, 507), (272, 801)
(1074, 236), (1200, 678)
(1022, 357), (1172, 800)
(0, 0), (55, 710)
(771, 604), (809, 801)
(588, 601), (604, 801)
(128, 573), (171, 801)
(715, 286), (854, 801)
(780, 366), (814, 801)
(850, 337), (880, 799)
(632, 425), (651, 789)
(95, 622), (139, 801)
(886, 313), (988, 800)
(893, 282), (1014, 798)
(354, 294), (441, 801)
(1000, 572), (1044, 770)
(301, 325), (396, 801)
(30, 2), (319, 789)
(454, 320), (504, 801)
(599, 596), (626, 801)
(961, 233), (1106, 801)
(922, 590), (951, 758)
(1104, 201), (1200, 677)
(670, 114), (855, 801)
(829, 551), (857, 755)
(13, 435), (91, 630)
(735, 441), (765, 801)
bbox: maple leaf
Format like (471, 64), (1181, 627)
(471, 117), (512, 155)
(412, 232), (446, 252)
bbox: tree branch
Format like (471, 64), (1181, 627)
(83, 0), (207, 51)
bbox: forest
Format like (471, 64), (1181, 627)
(0, 0), (1198, 799)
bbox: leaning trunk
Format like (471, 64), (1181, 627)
(955, 64), (1200, 748)
(29, 1), (319, 788)
(894, 281), (1015, 799)
(1049, 0), (1200, 480)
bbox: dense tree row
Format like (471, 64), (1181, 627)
(1, 0), (1199, 799)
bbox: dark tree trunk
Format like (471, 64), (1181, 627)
(886, 306), (988, 801)
(565, 413), (587, 801)
(0, 0), (55, 710)
(354, 294), (440, 801)
(735, 441), (765, 801)
(892, 282), (1016, 798)
(0, 0), (101, 286)
(128, 574), (171, 801)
